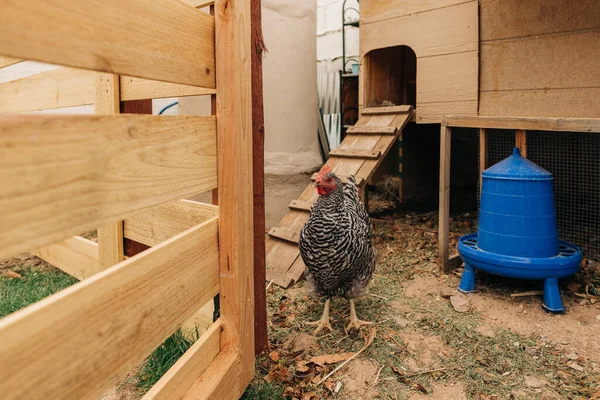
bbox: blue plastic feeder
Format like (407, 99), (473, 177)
(457, 148), (581, 312)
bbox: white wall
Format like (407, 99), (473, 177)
(262, 0), (322, 176)
(317, 0), (359, 73)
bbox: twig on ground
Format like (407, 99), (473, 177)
(374, 364), (385, 385)
(369, 293), (390, 300)
(266, 279), (274, 291)
(317, 327), (377, 385)
(510, 290), (544, 298)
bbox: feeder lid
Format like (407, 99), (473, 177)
(483, 147), (553, 181)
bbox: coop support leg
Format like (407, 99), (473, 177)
(542, 277), (565, 312)
(458, 263), (477, 293)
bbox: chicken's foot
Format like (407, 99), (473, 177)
(346, 299), (374, 332)
(306, 298), (333, 335)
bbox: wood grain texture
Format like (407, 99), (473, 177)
(0, 0), (215, 87)
(95, 73), (125, 270)
(346, 126), (397, 134)
(288, 199), (312, 212)
(362, 0), (475, 25)
(439, 125), (451, 273)
(418, 51), (478, 103)
(443, 115), (600, 133)
(124, 200), (219, 247)
(31, 236), (100, 280)
(479, 128), (487, 195)
(0, 56), (22, 69)
(185, 0), (256, 397)
(480, 32), (600, 92)
(0, 67), (95, 114)
(480, 0), (600, 41)
(120, 76), (215, 101)
(515, 130), (527, 157)
(0, 114), (217, 260)
(479, 88), (600, 119)
(0, 217), (219, 400)
(141, 320), (221, 400)
(329, 148), (382, 159)
(360, 1), (478, 57)
(268, 227), (301, 244)
(416, 100), (478, 123)
(251, 0), (268, 357)
(362, 105), (412, 115)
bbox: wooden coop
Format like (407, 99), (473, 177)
(0, 0), (266, 399)
(266, 0), (600, 287)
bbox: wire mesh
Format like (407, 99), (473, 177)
(527, 131), (600, 262)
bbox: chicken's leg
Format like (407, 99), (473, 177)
(346, 299), (374, 332)
(306, 298), (333, 335)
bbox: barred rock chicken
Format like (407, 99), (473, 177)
(298, 165), (376, 334)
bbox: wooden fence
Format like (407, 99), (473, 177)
(0, 0), (256, 398)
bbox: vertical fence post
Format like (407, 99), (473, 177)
(251, 0), (268, 357)
(516, 129), (527, 157)
(479, 128), (487, 196)
(439, 124), (451, 273)
(95, 73), (124, 268)
(215, 0), (256, 387)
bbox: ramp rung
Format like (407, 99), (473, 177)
(268, 226), (301, 244)
(329, 148), (381, 159)
(289, 199), (312, 212)
(346, 126), (397, 135)
(310, 173), (365, 186)
(362, 105), (412, 115)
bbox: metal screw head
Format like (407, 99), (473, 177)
(586, 127), (591, 131)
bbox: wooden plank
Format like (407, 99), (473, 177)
(0, 217), (219, 400)
(480, 0), (600, 41)
(0, 114), (217, 260)
(362, 105), (412, 115)
(0, 67), (95, 114)
(124, 200), (219, 247)
(515, 130), (527, 158)
(478, 88), (600, 120)
(252, 0), (268, 357)
(265, 267), (293, 288)
(268, 226), (301, 244)
(362, 0), (474, 25)
(120, 76), (215, 101)
(309, 172), (365, 186)
(0, 0), (215, 87)
(31, 236), (100, 280)
(480, 32), (600, 92)
(416, 100), (478, 124)
(346, 126), (397, 135)
(194, 0), (256, 396)
(141, 320), (221, 400)
(182, 352), (241, 400)
(182, 0), (214, 8)
(439, 125), (451, 273)
(360, 1), (478, 57)
(442, 115), (600, 133)
(0, 56), (22, 69)
(95, 73), (124, 270)
(329, 148), (382, 160)
(418, 51), (478, 104)
(289, 199), (312, 212)
(479, 128), (487, 196)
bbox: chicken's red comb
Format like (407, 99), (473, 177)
(316, 165), (332, 184)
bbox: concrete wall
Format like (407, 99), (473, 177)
(317, 0), (359, 73)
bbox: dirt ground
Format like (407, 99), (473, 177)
(253, 199), (600, 400)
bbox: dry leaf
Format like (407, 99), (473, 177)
(308, 352), (354, 366)
(269, 351), (280, 362)
(296, 365), (310, 373)
(4, 270), (22, 279)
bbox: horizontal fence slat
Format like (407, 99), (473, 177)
(120, 76), (216, 101)
(0, 114), (217, 260)
(142, 320), (221, 400)
(0, 0), (215, 87)
(181, 0), (215, 8)
(124, 199), (219, 247)
(182, 352), (241, 400)
(0, 217), (219, 400)
(0, 56), (22, 69)
(0, 67), (95, 114)
(31, 236), (100, 280)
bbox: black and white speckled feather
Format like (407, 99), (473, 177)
(299, 172), (376, 299)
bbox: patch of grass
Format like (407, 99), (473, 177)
(241, 377), (285, 400)
(0, 267), (78, 318)
(134, 329), (198, 394)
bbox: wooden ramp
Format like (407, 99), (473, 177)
(265, 105), (414, 288)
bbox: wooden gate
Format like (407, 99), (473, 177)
(0, 0), (256, 398)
